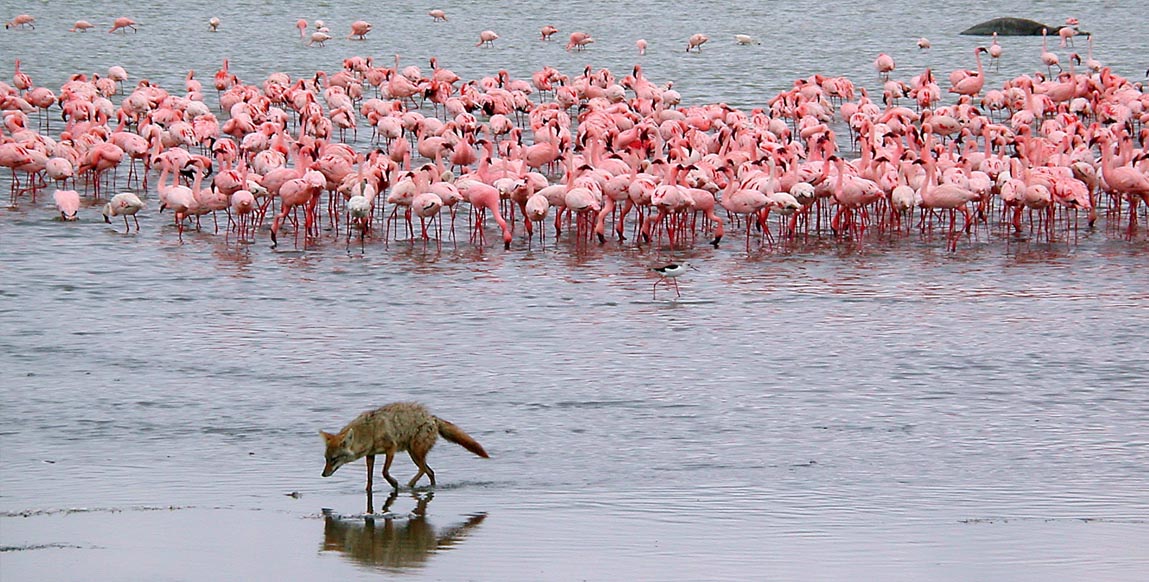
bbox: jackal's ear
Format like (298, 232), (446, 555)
(342, 428), (354, 443)
(319, 430), (335, 443)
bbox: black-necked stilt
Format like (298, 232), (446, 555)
(652, 263), (696, 299)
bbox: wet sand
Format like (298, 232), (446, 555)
(4, 488), (1147, 581)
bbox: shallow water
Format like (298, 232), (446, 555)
(3, 0), (1149, 580)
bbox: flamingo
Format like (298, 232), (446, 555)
(157, 164), (196, 241)
(1096, 134), (1149, 233)
(719, 164), (769, 251)
(109, 17), (138, 33)
(428, 9), (447, 22)
(348, 21), (372, 40)
(69, 20), (94, 32)
(829, 157), (882, 239)
(988, 32), (1003, 69)
(524, 192), (550, 244)
(636, 39), (647, 55)
(917, 148), (978, 250)
(686, 33), (709, 52)
(270, 170), (325, 248)
(541, 25), (559, 41)
(458, 179), (512, 249)
(53, 190), (81, 221)
(411, 189), (444, 241)
(917, 37), (931, 51)
(1041, 29), (1061, 76)
(45, 157), (75, 187)
(1058, 24), (1078, 47)
(1084, 34), (1102, 73)
(108, 65), (129, 93)
(309, 31), (333, 47)
(890, 162), (918, 231)
(735, 35), (760, 46)
(476, 30), (498, 47)
(12, 59), (32, 91)
(102, 192), (145, 232)
(230, 187), (256, 241)
(949, 47), (988, 97)
(874, 53), (895, 80)
(208, 17), (220, 32)
(78, 143), (125, 198)
(566, 32), (594, 51)
(4, 14), (35, 29)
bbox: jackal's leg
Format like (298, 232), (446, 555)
(365, 454), (375, 492)
(381, 451), (399, 490)
(407, 449), (436, 488)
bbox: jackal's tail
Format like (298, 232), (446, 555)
(435, 417), (490, 458)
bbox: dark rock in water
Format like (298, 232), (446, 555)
(961, 17), (1053, 36)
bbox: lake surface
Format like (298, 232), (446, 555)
(2, 0), (1148, 580)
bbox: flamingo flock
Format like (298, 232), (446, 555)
(2, 14), (1148, 255)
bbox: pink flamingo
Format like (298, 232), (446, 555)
(308, 31), (332, 47)
(1040, 29), (1061, 76)
(78, 142), (125, 198)
(411, 181), (444, 242)
(566, 32), (594, 51)
(525, 192), (551, 244)
(108, 65), (129, 93)
(476, 30), (498, 47)
(208, 17), (220, 32)
(541, 25), (558, 40)
(24, 86), (57, 128)
(4, 14), (35, 29)
(829, 157), (882, 239)
(12, 59), (32, 91)
(1058, 24), (1078, 47)
(874, 53), (895, 80)
(1096, 134), (1149, 234)
(458, 179), (512, 249)
(156, 163), (196, 241)
(642, 166), (694, 246)
(296, 19), (308, 39)
(230, 181), (256, 241)
(428, 9), (447, 22)
(70, 20), (94, 32)
(686, 33), (709, 52)
(1041, 54), (1080, 104)
(636, 39), (648, 55)
(45, 157), (75, 187)
(109, 17), (138, 33)
(563, 177), (603, 244)
(949, 47), (988, 97)
(386, 172), (418, 238)
(1084, 34), (1102, 73)
(53, 190), (81, 221)
(988, 33), (1003, 70)
(270, 170), (325, 248)
(348, 21), (372, 40)
(719, 163), (769, 251)
(917, 145), (978, 251)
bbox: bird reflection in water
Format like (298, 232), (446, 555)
(321, 490), (486, 572)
